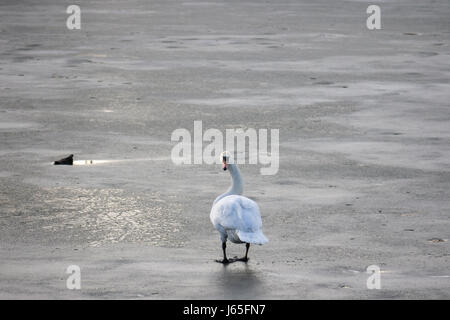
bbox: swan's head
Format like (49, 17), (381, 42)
(221, 151), (230, 171)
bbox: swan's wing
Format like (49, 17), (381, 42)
(210, 195), (263, 232)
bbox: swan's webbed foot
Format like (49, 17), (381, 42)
(215, 258), (230, 264)
(221, 256), (248, 263)
(215, 257), (248, 264)
(229, 256), (249, 263)
(236, 257), (249, 262)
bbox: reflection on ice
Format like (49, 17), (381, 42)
(1, 185), (186, 247)
(73, 159), (122, 165)
(72, 157), (170, 166)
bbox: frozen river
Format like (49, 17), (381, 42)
(0, 0), (449, 299)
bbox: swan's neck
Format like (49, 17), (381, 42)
(227, 163), (243, 195)
(213, 163), (243, 205)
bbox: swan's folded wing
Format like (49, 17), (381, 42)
(212, 195), (263, 233)
(235, 196), (263, 232)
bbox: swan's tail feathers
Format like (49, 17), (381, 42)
(237, 230), (269, 245)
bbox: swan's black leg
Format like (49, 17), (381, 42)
(215, 242), (229, 264)
(245, 243), (250, 260)
(236, 243), (250, 262)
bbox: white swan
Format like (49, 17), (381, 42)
(210, 151), (268, 264)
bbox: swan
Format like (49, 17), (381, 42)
(210, 151), (268, 264)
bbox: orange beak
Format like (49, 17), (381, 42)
(222, 161), (228, 171)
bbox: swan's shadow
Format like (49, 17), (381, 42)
(214, 263), (264, 298)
